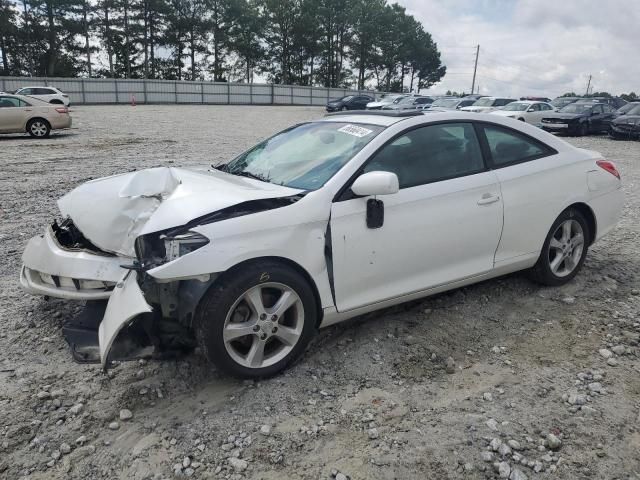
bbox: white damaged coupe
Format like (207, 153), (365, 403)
(20, 111), (624, 377)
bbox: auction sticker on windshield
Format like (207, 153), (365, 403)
(338, 124), (374, 137)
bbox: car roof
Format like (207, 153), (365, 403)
(17, 86), (57, 89)
(321, 110), (424, 126)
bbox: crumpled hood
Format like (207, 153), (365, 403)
(58, 167), (302, 256)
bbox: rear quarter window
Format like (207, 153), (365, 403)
(480, 124), (555, 167)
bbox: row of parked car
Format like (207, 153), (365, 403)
(326, 93), (640, 139)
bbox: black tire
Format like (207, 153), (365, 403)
(528, 208), (590, 287)
(578, 122), (589, 136)
(194, 260), (318, 378)
(27, 118), (51, 138)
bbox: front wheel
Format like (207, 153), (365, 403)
(528, 208), (589, 286)
(195, 261), (317, 378)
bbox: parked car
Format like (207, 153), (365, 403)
(460, 97), (517, 113)
(366, 93), (406, 110)
(14, 86), (70, 106)
(490, 101), (555, 124)
(540, 102), (616, 136)
(551, 97), (580, 111)
(326, 95), (374, 112)
(20, 110), (623, 377)
(609, 103), (640, 139)
(0, 94), (72, 137)
(425, 97), (477, 112)
(381, 95), (433, 110)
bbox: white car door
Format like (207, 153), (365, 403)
(524, 103), (546, 124)
(329, 122), (504, 312)
(477, 123), (565, 266)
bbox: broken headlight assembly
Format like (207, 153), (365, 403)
(135, 230), (209, 268)
(162, 231), (210, 262)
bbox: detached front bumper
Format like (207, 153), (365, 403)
(21, 227), (157, 367)
(21, 228), (125, 300)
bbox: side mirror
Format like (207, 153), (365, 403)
(527, 108), (535, 112)
(351, 171), (399, 197)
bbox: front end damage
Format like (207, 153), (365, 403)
(20, 166), (305, 368)
(21, 217), (209, 367)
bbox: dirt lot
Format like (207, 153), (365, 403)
(1, 105), (639, 480)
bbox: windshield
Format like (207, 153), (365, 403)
(339, 96), (353, 102)
(397, 96), (418, 104)
(627, 105), (640, 115)
(552, 98), (574, 108)
(560, 104), (591, 114)
(473, 98), (495, 106)
(502, 102), (529, 111)
(392, 96), (407, 104)
(431, 98), (459, 108)
(618, 103), (639, 114)
(223, 122), (384, 190)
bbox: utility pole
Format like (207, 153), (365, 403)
(585, 75), (592, 96)
(471, 44), (480, 95)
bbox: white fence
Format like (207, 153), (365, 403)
(0, 77), (374, 106)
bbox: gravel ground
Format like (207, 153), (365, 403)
(1, 105), (639, 480)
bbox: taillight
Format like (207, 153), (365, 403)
(55, 107), (68, 114)
(596, 160), (620, 180)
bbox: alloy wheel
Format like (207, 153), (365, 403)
(223, 282), (304, 369)
(547, 219), (585, 277)
(30, 121), (48, 137)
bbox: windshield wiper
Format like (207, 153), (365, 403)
(231, 170), (272, 183)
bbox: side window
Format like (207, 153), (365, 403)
(18, 88), (31, 95)
(482, 125), (552, 167)
(36, 88), (52, 95)
(363, 123), (485, 189)
(541, 103), (552, 111)
(0, 97), (21, 107)
(592, 104), (603, 114)
(529, 104), (541, 111)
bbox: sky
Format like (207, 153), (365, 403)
(397, 0), (640, 98)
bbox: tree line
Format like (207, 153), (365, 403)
(0, 0), (446, 91)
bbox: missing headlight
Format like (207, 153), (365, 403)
(162, 231), (210, 262)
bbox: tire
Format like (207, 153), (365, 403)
(27, 118), (51, 138)
(528, 208), (590, 287)
(194, 261), (318, 378)
(578, 122), (589, 136)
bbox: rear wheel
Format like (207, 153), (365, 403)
(27, 118), (51, 138)
(529, 208), (589, 286)
(195, 261), (317, 378)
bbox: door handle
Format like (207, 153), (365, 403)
(477, 193), (500, 205)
